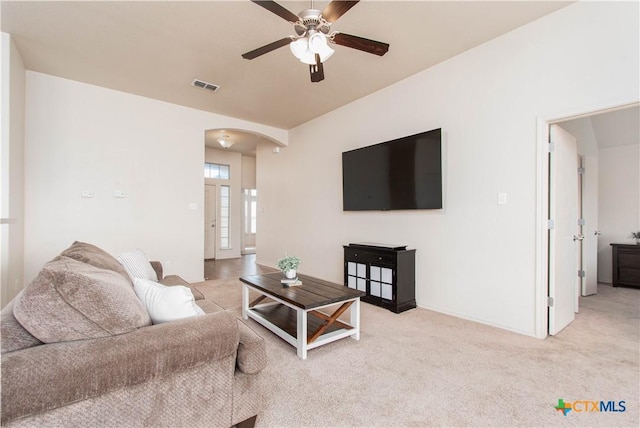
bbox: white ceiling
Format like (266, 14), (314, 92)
(2, 0), (573, 133)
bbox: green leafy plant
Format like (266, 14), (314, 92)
(631, 231), (640, 240)
(277, 256), (300, 271)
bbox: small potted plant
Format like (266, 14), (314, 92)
(277, 255), (301, 279)
(631, 231), (640, 245)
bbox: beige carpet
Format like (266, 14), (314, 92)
(192, 279), (639, 427)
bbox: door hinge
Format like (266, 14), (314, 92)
(547, 296), (554, 307)
(578, 218), (586, 226)
(547, 219), (555, 230)
(578, 270), (586, 278)
(578, 167), (585, 175)
(548, 141), (556, 153)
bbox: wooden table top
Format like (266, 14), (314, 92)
(240, 272), (365, 310)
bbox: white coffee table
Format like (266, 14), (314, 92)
(240, 273), (365, 359)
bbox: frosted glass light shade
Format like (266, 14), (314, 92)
(290, 34), (334, 65)
(309, 32), (334, 62)
(290, 38), (310, 60)
(217, 139), (234, 148)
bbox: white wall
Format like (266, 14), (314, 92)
(241, 156), (256, 189)
(204, 147), (242, 259)
(24, 72), (287, 283)
(257, 1), (640, 336)
(598, 144), (640, 282)
(1, 33), (26, 308)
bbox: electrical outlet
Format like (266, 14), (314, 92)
(497, 193), (507, 205)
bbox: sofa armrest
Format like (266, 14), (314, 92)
(236, 319), (267, 374)
(159, 274), (205, 300)
(151, 261), (205, 301)
(1, 311), (239, 424)
(150, 260), (163, 279)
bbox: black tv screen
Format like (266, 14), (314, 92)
(342, 128), (442, 211)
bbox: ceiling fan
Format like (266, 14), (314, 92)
(241, 0), (389, 82)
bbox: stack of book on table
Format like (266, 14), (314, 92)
(281, 278), (302, 287)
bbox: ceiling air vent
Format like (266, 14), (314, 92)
(191, 79), (220, 93)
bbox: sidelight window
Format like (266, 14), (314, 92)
(220, 185), (230, 248)
(243, 189), (257, 234)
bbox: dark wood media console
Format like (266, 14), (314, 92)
(611, 244), (640, 288)
(343, 243), (416, 313)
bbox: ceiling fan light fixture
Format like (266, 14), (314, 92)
(290, 33), (334, 65)
(243, 0), (389, 82)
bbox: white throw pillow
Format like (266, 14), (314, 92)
(117, 249), (158, 282)
(133, 278), (205, 324)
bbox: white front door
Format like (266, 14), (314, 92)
(204, 184), (216, 259)
(548, 124), (580, 335)
(581, 155), (599, 296)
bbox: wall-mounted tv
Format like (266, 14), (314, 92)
(342, 128), (442, 211)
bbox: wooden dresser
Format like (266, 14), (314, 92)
(611, 244), (640, 288)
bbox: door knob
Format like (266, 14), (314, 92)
(573, 235), (584, 241)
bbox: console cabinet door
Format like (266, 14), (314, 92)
(612, 244), (640, 287)
(346, 261), (368, 292)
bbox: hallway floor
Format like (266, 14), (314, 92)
(204, 254), (277, 280)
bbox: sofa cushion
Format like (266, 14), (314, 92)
(133, 278), (205, 324)
(195, 298), (225, 314)
(1, 294), (43, 354)
(14, 257), (151, 343)
(60, 241), (132, 285)
(117, 249), (158, 282)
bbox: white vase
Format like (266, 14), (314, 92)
(285, 269), (297, 279)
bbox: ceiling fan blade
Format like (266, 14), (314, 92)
(309, 54), (325, 83)
(251, 0), (300, 23)
(242, 37), (293, 60)
(321, 0), (359, 23)
(331, 32), (389, 56)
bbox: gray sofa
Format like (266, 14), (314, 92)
(1, 241), (266, 427)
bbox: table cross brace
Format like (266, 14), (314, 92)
(307, 301), (354, 344)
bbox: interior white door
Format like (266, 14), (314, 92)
(581, 155), (599, 296)
(204, 184), (216, 259)
(548, 124), (580, 335)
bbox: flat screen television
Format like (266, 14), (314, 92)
(342, 128), (442, 211)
